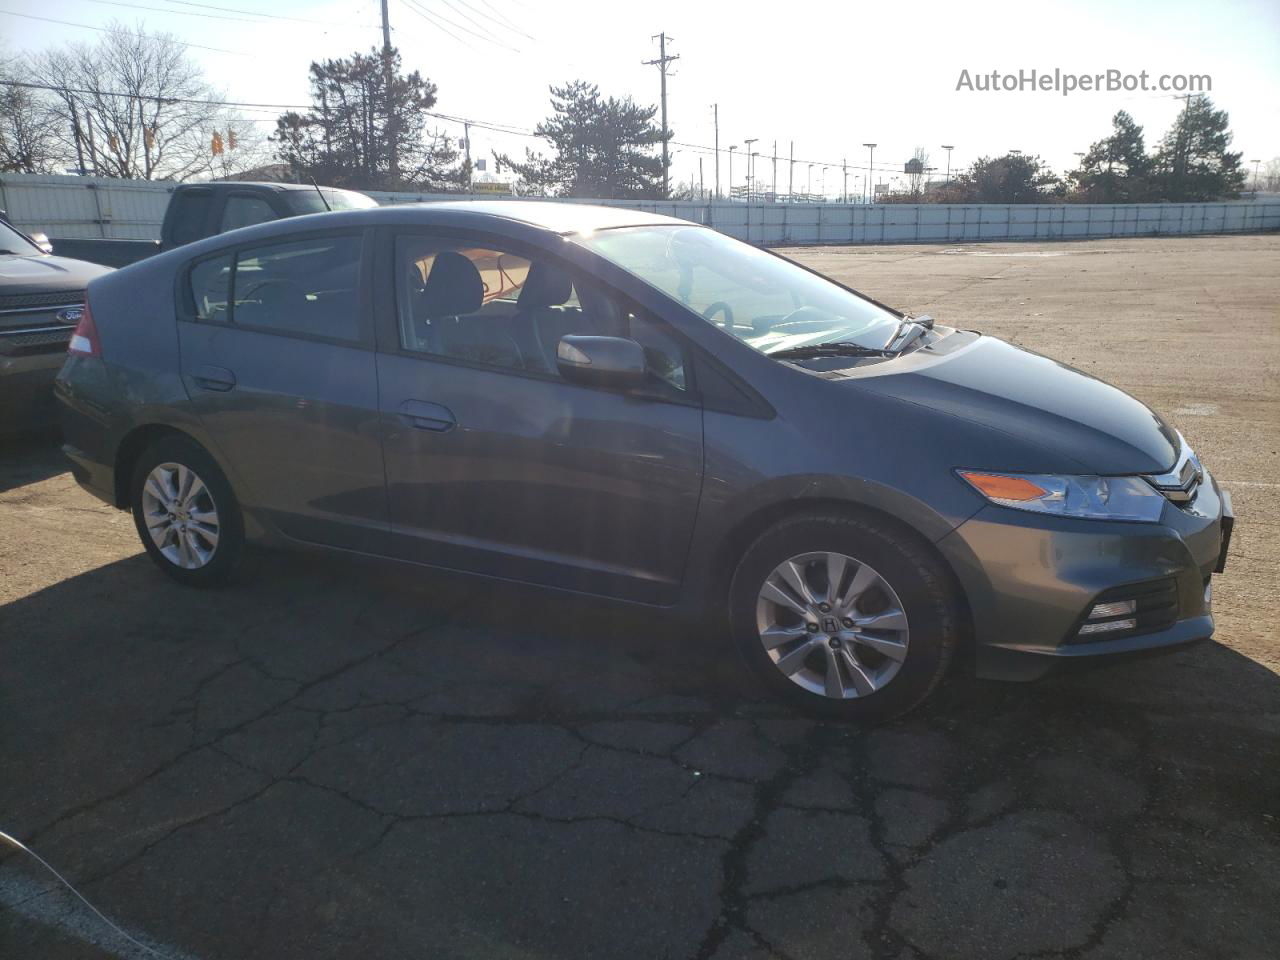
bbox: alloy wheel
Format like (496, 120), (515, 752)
(755, 551), (910, 699)
(140, 462), (220, 570)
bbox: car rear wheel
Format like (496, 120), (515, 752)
(130, 436), (243, 586)
(729, 513), (960, 721)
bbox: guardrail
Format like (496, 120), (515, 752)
(3, 173), (1278, 246)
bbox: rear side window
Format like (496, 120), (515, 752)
(232, 235), (363, 342)
(219, 195), (278, 233)
(189, 254), (233, 322)
(167, 190), (214, 245)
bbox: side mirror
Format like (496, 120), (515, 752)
(556, 335), (647, 389)
(30, 232), (53, 255)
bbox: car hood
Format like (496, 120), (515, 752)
(0, 253), (114, 296)
(847, 333), (1180, 475)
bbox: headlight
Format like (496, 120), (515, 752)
(958, 470), (1166, 523)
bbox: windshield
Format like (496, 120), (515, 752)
(287, 189), (379, 215)
(0, 219), (39, 255)
(575, 225), (900, 354)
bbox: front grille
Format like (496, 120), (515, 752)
(0, 290), (85, 312)
(1143, 437), (1202, 505)
(0, 324), (74, 355)
(1066, 578), (1179, 644)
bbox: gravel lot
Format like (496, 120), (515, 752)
(2, 234), (1277, 960)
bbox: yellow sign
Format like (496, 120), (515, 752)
(473, 181), (512, 195)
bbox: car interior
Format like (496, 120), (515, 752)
(399, 243), (639, 376)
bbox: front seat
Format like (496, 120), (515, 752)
(415, 252), (523, 369)
(518, 261), (582, 372)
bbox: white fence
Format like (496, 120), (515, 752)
(3, 173), (1278, 246)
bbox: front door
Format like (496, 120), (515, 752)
(178, 229), (387, 551)
(374, 232), (704, 603)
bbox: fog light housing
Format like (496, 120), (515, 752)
(1077, 618), (1138, 636)
(1089, 600), (1137, 619)
(1068, 579), (1178, 644)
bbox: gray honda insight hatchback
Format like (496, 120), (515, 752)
(55, 202), (1233, 720)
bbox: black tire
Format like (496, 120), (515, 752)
(729, 512), (960, 722)
(130, 435), (244, 587)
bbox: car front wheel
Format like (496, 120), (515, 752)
(130, 435), (243, 586)
(729, 513), (960, 721)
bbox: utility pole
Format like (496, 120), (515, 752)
(728, 145), (737, 199)
(863, 143), (876, 203)
(699, 157), (705, 200)
(842, 158), (848, 204)
(713, 104), (720, 199)
(772, 140), (777, 200)
(788, 141), (794, 200)
(743, 137), (757, 201)
(1251, 159), (1262, 195)
(941, 145), (954, 184)
(380, 0), (399, 181)
(463, 121), (472, 191)
(643, 33), (679, 198)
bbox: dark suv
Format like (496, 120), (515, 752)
(55, 202), (1233, 719)
(0, 215), (112, 434)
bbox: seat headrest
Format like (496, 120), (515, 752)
(518, 260), (573, 310)
(420, 251), (483, 318)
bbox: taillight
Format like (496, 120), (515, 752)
(68, 300), (101, 357)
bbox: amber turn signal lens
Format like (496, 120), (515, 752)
(959, 472), (1048, 502)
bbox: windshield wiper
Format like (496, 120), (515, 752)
(885, 314), (934, 353)
(770, 341), (893, 360)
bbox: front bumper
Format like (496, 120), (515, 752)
(0, 350), (66, 434)
(938, 469), (1230, 681)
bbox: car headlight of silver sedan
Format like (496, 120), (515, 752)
(958, 470), (1167, 523)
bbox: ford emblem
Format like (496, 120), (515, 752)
(57, 307), (83, 324)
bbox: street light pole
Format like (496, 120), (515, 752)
(863, 143), (876, 203)
(842, 158), (848, 204)
(1252, 159), (1262, 194)
(743, 138), (757, 201)
(821, 165), (828, 199)
(713, 104), (720, 200)
(728, 145), (737, 200)
(807, 163), (813, 197)
(941, 144), (954, 184)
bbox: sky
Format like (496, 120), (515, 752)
(2, 0), (1278, 194)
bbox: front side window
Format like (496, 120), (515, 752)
(220, 195), (278, 233)
(575, 225), (900, 356)
(229, 235), (363, 341)
(394, 236), (684, 392)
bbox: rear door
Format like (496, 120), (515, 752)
(177, 228), (387, 551)
(372, 228), (705, 604)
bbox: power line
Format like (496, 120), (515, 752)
(161, 0), (373, 27)
(466, 0), (535, 40)
(402, 0), (518, 51)
(399, 0), (480, 50)
(437, 0), (522, 47)
(71, 0), (281, 25)
(0, 9), (248, 54)
(0, 77), (909, 175)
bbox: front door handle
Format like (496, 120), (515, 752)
(399, 399), (456, 432)
(192, 364), (236, 392)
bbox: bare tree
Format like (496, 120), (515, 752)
(0, 56), (65, 173)
(38, 22), (247, 180)
(905, 147), (931, 200)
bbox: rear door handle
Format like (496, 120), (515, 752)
(192, 364), (236, 392)
(398, 400), (456, 432)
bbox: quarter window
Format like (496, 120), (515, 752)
(231, 235), (363, 341)
(189, 254), (233, 322)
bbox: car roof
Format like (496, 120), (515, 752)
(388, 200), (690, 234)
(181, 181), (364, 193)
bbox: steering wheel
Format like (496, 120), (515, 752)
(701, 301), (735, 329)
